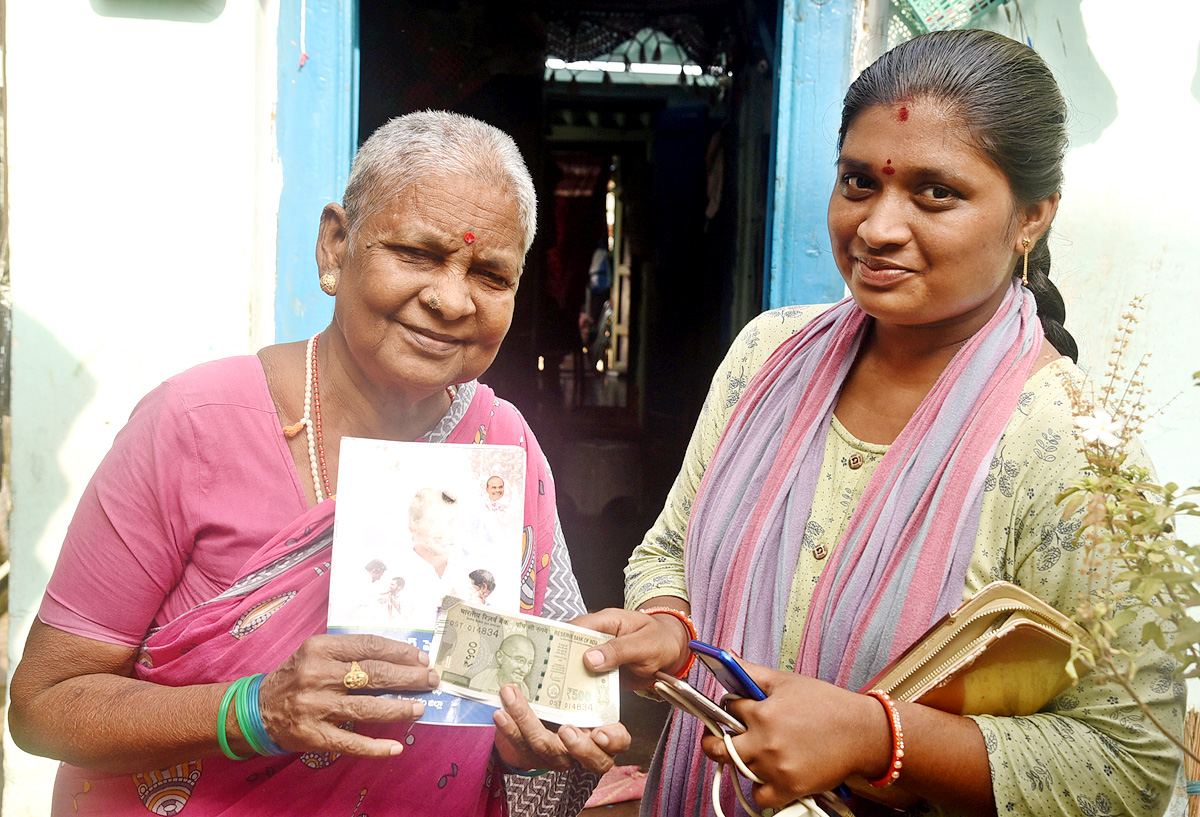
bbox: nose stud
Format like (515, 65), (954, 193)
(427, 293), (442, 311)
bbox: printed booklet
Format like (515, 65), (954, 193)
(327, 436), (527, 725)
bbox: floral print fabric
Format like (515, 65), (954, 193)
(626, 306), (1183, 817)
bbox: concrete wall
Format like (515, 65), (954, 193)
(971, 0), (1200, 540)
(3, 1), (279, 812)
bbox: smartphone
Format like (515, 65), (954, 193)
(652, 672), (746, 735)
(689, 640), (767, 701)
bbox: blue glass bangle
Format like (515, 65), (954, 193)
(245, 674), (291, 756)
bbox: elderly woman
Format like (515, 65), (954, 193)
(580, 30), (1182, 817)
(9, 111), (628, 816)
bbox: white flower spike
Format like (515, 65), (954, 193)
(1075, 409), (1126, 448)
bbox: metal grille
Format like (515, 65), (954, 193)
(889, 0), (1012, 40)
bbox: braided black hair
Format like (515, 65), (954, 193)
(1024, 236), (1078, 361)
(838, 29), (1078, 361)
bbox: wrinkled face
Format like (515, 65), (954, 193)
(486, 477), (505, 501)
(497, 637), (535, 683)
(327, 172), (524, 401)
(827, 98), (1022, 334)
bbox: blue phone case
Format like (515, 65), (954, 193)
(689, 640), (767, 700)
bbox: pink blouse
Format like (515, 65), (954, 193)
(39, 356), (310, 646)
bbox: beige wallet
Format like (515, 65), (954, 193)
(862, 581), (1089, 717)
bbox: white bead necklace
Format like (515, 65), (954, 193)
(303, 333), (325, 503)
(297, 333), (460, 504)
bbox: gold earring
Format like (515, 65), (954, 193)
(427, 293), (442, 311)
(1021, 238), (1031, 287)
(319, 272), (338, 295)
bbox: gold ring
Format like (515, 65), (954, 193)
(427, 294), (442, 311)
(343, 660), (369, 690)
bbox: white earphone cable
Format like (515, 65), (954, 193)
(654, 682), (827, 817)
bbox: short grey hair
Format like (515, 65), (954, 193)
(342, 111), (537, 257)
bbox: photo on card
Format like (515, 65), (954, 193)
(326, 437), (527, 725)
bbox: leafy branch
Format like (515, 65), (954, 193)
(1059, 299), (1200, 761)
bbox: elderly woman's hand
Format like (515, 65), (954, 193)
(492, 684), (631, 775)
(573, 604), (692, 689)
(258, 633), (438, 758)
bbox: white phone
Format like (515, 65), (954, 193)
(651, 671), (746, 736)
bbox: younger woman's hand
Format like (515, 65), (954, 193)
(573, 606), (692, 689)
(699, 661), (893, 809)
(493, 684), (631, 775)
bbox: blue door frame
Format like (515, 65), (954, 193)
(766, 0), (857, 310)
(275, 0), (359, 342)
(272, 0), (854, 339)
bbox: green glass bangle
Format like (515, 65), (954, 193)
(218, 677), (252, 761)
(495, 752), (551, 778)
(234, 674), (270, 757)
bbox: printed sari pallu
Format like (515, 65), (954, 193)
(52, 383), (557, 817)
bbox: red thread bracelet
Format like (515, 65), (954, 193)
(640, 606), (697, 679)
(865, 690), (904, 787)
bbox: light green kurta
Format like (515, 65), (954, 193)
(625, 304), (1183, 817)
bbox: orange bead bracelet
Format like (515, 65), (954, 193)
(641, 606), (697, 679)
(865, 689), (904, 788)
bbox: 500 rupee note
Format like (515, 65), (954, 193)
(430, 596), (620, 727)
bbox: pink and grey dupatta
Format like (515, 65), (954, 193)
(52, 383), (557, 817)
(646, 282), (1043, 816)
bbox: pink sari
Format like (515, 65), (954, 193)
(52, 383), (557, 816)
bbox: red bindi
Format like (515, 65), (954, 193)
(898, 106), (909, 122)
(463, 232), (475, 244)
(882, 158), (895, 175)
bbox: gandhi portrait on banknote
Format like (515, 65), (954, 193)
(467, 633), (536, 698)
(431, 597), (621, 726)
(438, 617), (550, 696)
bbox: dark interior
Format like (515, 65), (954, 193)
(357, 1), (780, 591)
(357, 0), (781, 773)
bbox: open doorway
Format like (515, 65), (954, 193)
(357, 0), (780, 612)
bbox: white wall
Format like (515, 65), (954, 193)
(978, 0), (1200, 766)
(972, 0), (1200, 538)
(3, 2), (279, 813)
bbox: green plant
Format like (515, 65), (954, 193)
(1058, 298), (1200, 759)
